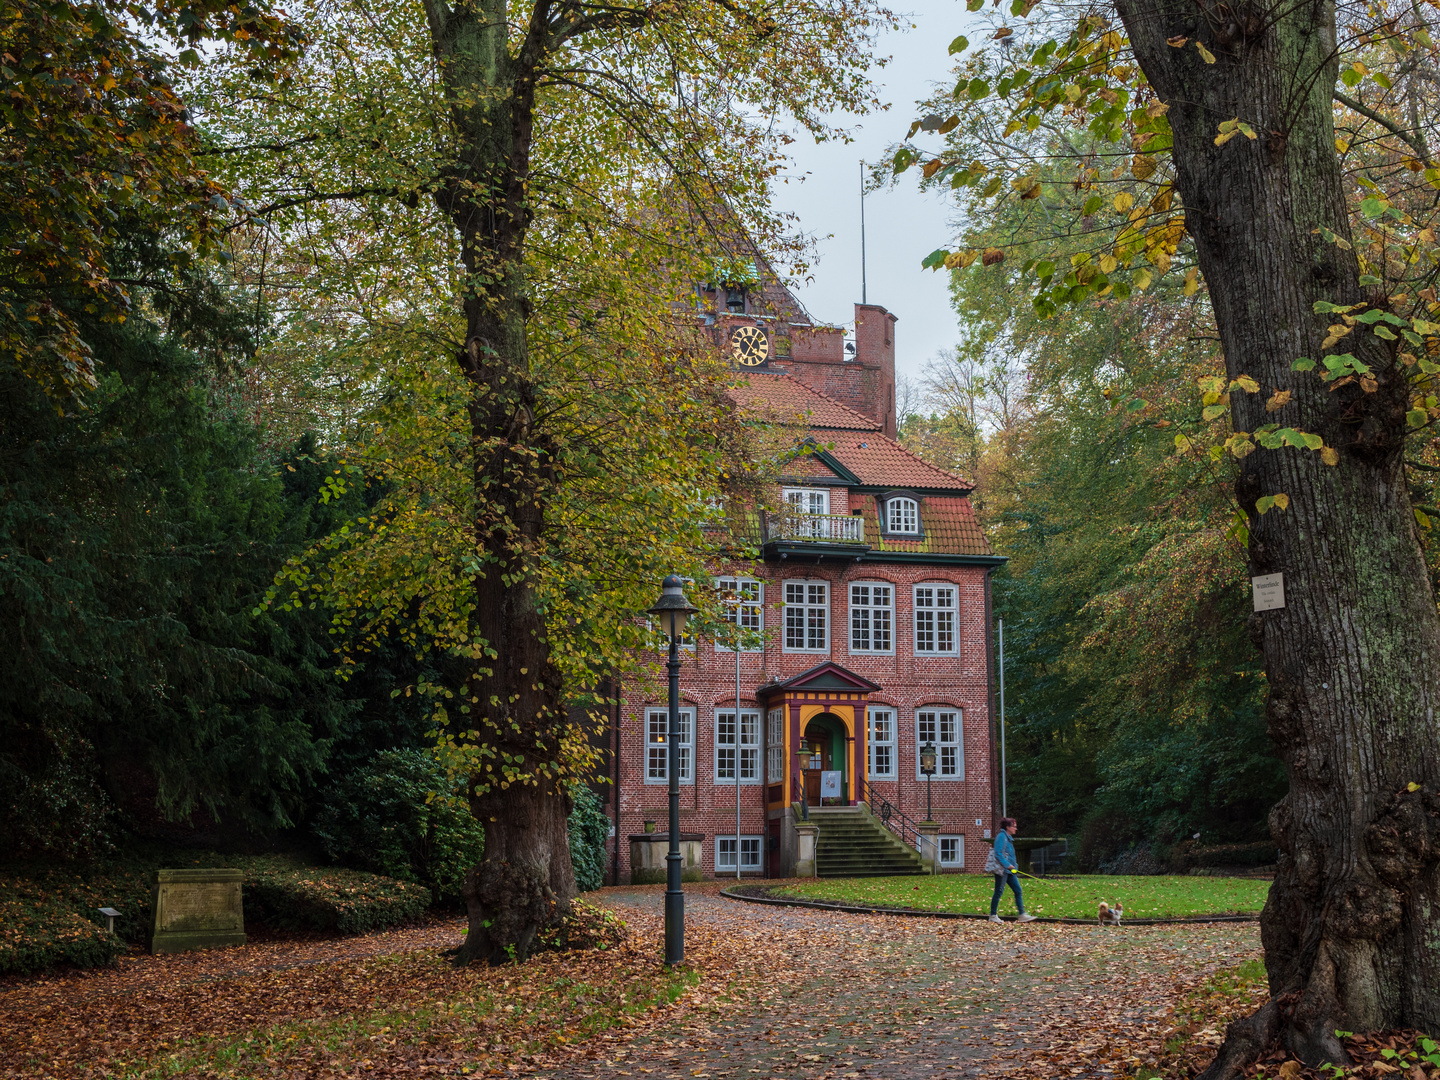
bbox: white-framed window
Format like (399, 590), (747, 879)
(645, 706), (694, 784)
(887, 496), (920, 534)
(850, 582), (893, 653)
(867, 708), (896, 778)
(940, 836), (965, 867)
(716, 835), (763, 871)
(784, 580), (829, 652)
(783, 487), (830, 516)
(914, 584), (958, 655)
(766, 707), (785, 782)
(716, 577), (763, 652)
(916, 708), (963, 779)
(715, 709), (761, 783)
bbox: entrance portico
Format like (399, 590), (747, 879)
(757, 662), (883, 875)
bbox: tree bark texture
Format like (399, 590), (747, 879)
(1114, 0), (1440, 1069)
(424, 0), (577, 964)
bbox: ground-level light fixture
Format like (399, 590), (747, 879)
(97, 907), (120, 933)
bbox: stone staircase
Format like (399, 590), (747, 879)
(808, 805), (927, 877)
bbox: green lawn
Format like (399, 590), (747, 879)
(769, 874), (1270, 920)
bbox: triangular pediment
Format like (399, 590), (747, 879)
(761, 661), (882, 696)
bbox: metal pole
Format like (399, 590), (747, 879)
(735, 618), (742, 881)
(860, 160), (867, 305)
(664, 631), (684, 966)
(926, 771), (933, 822)
(998, 618), (1008, 819)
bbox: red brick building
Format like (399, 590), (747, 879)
(607, 270), (1003, 880)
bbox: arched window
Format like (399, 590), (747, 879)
(887, 496), (919, 534)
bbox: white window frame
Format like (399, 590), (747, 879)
(766, 707), (785, 783)
(867, 707), (896, 778)
(716, 577), (764, 652)
(939, 835), (965, 867)
(645, 706), (694, 784)
(915, 707), (963, 780)
(716, 835), (763, 871)
(914, 583), (958, 656)
(715, 708), (762, 784)
(783, 580), (830, 653)
(850, 582), (894, 654)
(783, 487), (830, 516)
(887, 496), (920, 534)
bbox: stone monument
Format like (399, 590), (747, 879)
(150, 868), (246, 954)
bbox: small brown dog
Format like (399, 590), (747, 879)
(1098, 901), (1124, 926)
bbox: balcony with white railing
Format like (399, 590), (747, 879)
(765, 511), (867, 545)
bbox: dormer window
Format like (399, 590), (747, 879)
(886, 496), (919, 534)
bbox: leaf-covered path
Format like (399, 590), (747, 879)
(0, 882), (1261, 1079)
(549, 885), (1261, 1080)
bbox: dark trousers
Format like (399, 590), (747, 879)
(991, 871), (1025, 915)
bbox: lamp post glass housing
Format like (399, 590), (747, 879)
(647, 575), (697, 966)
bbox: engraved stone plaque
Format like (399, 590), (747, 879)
(150, 869), (246, 954)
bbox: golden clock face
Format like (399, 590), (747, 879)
(730, 325), (770, 367)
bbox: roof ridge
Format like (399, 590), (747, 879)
(742, 371), (881, 430)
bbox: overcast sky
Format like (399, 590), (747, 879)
(769, 1), (982, 386)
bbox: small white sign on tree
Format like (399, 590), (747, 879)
(1252, 572), (1286, 612)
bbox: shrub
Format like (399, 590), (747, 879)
(314, 748), (485, 903)
(240, 859), (430, 934)
(0, 851), (431, 974)
(1168, 838), (1279, 871)
(568, 784), (609, 893)
(0, 896), (124, 975)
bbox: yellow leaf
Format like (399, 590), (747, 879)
(1409, 781), (1423, 792)
(1146, 99), (1170, 118)
(1132, 155), (1157, 180)
(1114, 192), (1134, 212)
(1183, 268), (1199, 295)
(1273, 493), (1289, 510)
(1196, 41), (1217, 63)
(1133, 268), (1152, 291)
(1231, 375), (1260, 393)
(1321, 446), (1339, 465)
(1266, 389), (1292, 411)
(1335, 136), (1349, 153)
(1020, 182), (1042, 199)
(1099, 253), (1119, 273)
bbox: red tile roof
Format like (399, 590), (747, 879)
(729, 372), (880, 431)
(732, 372), (974, 491)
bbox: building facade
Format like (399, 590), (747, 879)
(608, 276), (1004, 880)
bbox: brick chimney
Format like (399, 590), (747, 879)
(768, 302), (898, 437)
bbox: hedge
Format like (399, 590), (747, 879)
(0, 852), (430, 976)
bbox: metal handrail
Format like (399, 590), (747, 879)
(861, 778), (924, 851)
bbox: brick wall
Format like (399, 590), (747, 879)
(608, 558), (996, 880)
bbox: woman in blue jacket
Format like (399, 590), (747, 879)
(989, 817), (1037, 922)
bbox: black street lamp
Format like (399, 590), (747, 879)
(648, 574), (697, 967)
(919, 742), (937, 821)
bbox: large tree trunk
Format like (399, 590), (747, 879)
(424, 0), (578, 964)
(1114, 0), (1440, 1070)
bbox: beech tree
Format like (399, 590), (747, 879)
(196, 0), (890, 962)
(902, 0), (1440, 1070)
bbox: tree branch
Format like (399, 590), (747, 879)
(1334, 89), (1434, 166)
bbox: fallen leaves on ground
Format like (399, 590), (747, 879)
(1, 896), (748, 1080)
